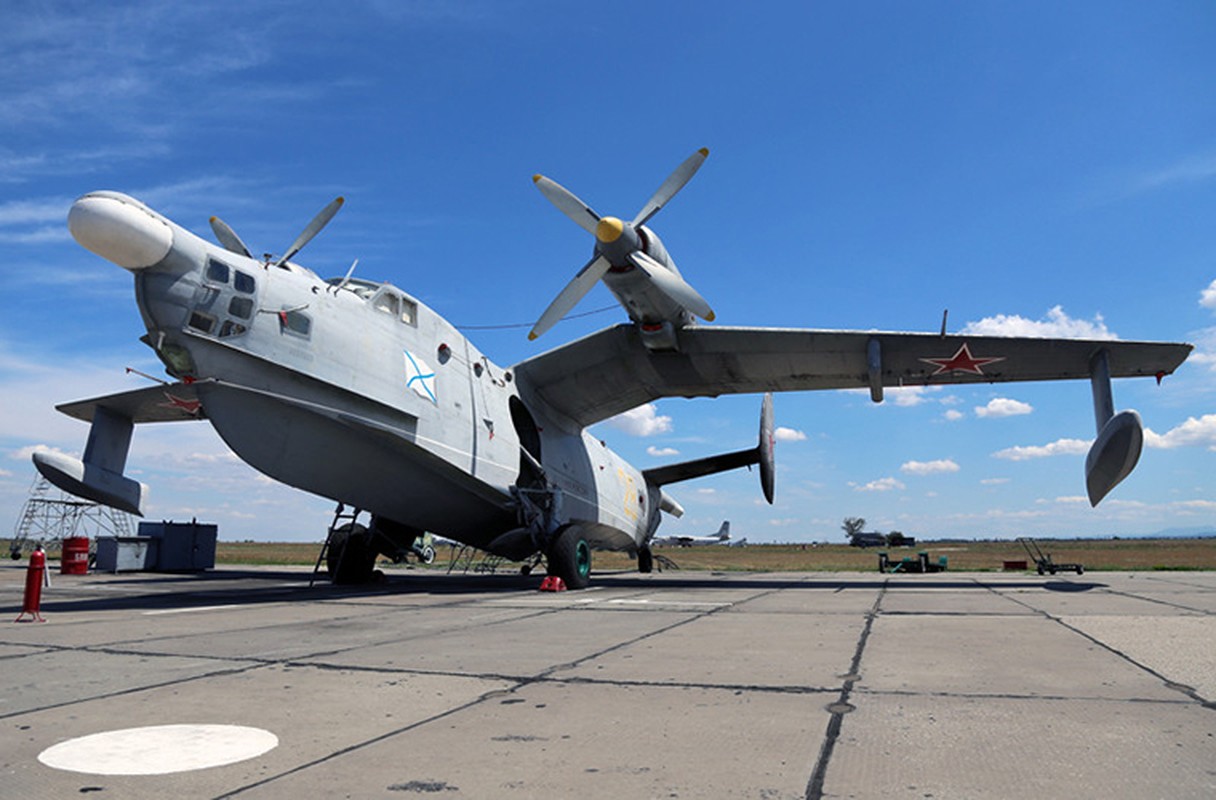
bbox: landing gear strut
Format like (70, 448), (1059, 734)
(327, 523), (377, 584)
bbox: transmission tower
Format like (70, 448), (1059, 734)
(9, 473), (136, 559)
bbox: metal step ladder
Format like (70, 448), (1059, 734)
(310, 503), (363, 586)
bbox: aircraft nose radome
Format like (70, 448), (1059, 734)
(68, 193), (172, 270)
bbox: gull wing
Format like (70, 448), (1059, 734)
(512, 325), (1192, 429)
(55, 381), (208, 423)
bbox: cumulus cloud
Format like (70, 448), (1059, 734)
(605, 404), (672, 436)
(961, 306), (1117, 340)
(900, 459), (960, 476)
(992, 438), (1091, 461)
(1144, 414), (1216, 451)
(975, 398), (1033, 418)
(1202, 279), (1216, 311)
(774, 426), (807, 442)
(9, 444), (74, 461)
(943, 409), (964, 421)
(853, 477), (905, 492)
(646, 445), (680, 457)
(886, 386), (935, 407)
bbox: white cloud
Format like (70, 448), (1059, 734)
(1053, 496), (1090, 504)
(961, 306), (1117, 340)
(1201, 279), (1216, 311)
(900, 459), (960, 476)
(9, 444), (75, 461)
(943, 409), (964, 421)
(980, 477), (1010, 485)
(774, 426), (807, 442)
(975, 398), (1033, 418)
(1144, 414), (1216, 451)
(886, 386), (935, 407)
(853, 477), (905, 492)
(993, 438), (1091, 461)
(646, 445), (680, 457)
(605, 404), (672, 437)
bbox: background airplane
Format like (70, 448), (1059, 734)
(35, 151), (1191, 589)
(654, 521), (733, 547)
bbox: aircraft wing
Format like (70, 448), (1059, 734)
(55, 381), (207, 423)
(512, 324), (1192, 428)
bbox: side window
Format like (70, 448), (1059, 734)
(219, 320), (247, 338)
(281, 309), (311, 337)
(234, 271), (256, 293)
(400, 298), (417, 326)
(228, 296), (253, 319)
(206, 259), (230, 284)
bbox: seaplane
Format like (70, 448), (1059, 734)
(36, 148), (1191, 588)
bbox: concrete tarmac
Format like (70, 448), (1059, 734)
(2, 562), (1213, 799)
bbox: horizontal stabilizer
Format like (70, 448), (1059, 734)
(643, 394), (775, 504)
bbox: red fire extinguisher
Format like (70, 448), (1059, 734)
(15, 546), (47, 623)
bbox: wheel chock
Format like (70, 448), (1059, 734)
(538, 576), (567, 592)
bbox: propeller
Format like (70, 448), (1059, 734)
(274, 196), (344, 269)
(207, 197), (345, 269)
(529, 148), (714, 340)
(209, 216), (252, 258)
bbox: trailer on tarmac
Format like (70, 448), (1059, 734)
(1018, 537), (1084, 575)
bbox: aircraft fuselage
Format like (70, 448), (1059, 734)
(69, 192), (657, 556)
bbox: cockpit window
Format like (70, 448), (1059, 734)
(206, 258), (230, 284)
(228, 296), (253, 319)
(373, 292), (399, 317)
(234, 271), (256, 293)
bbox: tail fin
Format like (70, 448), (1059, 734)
(717, 521), (730, 540)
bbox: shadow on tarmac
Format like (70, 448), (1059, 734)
(2, 564), (1105, 616)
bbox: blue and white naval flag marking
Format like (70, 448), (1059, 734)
(403, 350), (437, 403)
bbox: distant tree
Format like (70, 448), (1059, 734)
(842, 517), (866, 542)
(886, 530), (910, 547)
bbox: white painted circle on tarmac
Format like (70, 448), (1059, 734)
(38, 724), (278, 775)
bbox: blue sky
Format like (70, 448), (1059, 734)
(2, 1), (1214, 544)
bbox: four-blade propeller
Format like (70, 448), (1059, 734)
(529, 148), (715, 340)
(210, 197), (345, 269)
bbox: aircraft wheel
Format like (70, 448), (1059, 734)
(549, 525), (592, 589)
(327, 523), (376, 584)
(420, 545), (436, 565)
(637, 546), (654, 574)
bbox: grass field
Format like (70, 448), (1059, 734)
(7, 537), (1216, 573)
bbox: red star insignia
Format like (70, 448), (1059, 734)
(160, 392), (202, 416)
(920, 343), (1005, 376)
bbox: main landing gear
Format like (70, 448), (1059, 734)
(546, 524), (592, 590)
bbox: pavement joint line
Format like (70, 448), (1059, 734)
(853, 687), (1199, 706)
(215, 681), (528, 799)
(983, 583), (1216, 710)
(0, 661), (267, 721)
(805, 580), (888, 800)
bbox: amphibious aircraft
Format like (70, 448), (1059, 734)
(654, 521), (733, 547)
(37, 148), (1191, 588)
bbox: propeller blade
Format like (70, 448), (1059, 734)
(274, 196), (344, 269)
(533, 174), (601, 235)
(209, 216), (252, 258)
(628, 250), (715, 322)
(631, 147), (709, 228)
(528, 254), (611, 340)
